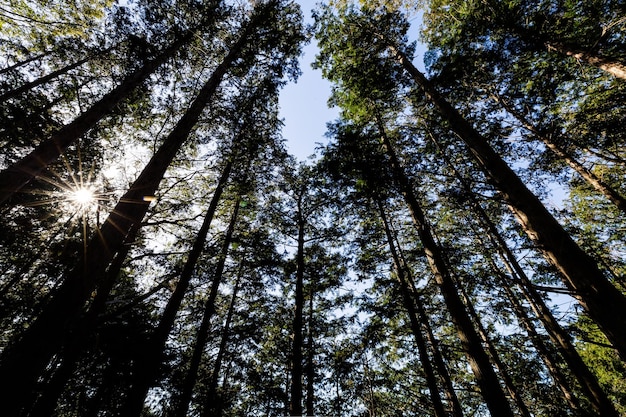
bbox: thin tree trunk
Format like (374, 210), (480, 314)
(171, 198), (241, 417)
(373, 115), (515, 417)
(412, 284), (465, 417)
(290, 196), (306, 417)
(389, 217), (464, 417)
(496, 265), (586, 415)
(363, 356), (376, 417)
(0, 45), (115, 102)
(432, 135), (621, 417)
(377, 199), (448, 417)
(0, 30), (194, 205)
(0, 51), (50, 75)
(202, 263), (242, 417)
(121, 160), (233, 416)
(455, 278), (532, 417)
(494, 94), (626, 214)
(305, 289), (315, 417)
(505, 250), (618, 417)
(392, 46), (626, 361)
(0, 22), (251, 412)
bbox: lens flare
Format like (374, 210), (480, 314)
(70, 187), (95, 206)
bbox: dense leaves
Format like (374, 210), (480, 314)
(1, 0), (625, 416)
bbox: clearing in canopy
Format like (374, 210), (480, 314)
(0, 0), (625, 416)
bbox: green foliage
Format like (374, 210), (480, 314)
(1, 0), (625, 416)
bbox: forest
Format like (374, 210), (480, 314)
(0, 0), (625, 416)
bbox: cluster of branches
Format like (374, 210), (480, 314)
(1, 0), (625, 416)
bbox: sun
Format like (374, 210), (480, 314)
(67, 187), (96, 210)
(70, 187), (95, 205)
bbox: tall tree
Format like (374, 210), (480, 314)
(0, 5), (278, 410)
(170, 197), (241, 417)
(371, 8), (626, 360)
(0, 1), (225, 205)
(431, 133), (619, 416)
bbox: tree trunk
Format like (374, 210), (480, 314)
(0, 45), (115, 102)
(494, 94), (626, 214)
(0, 30), (193, 205)
(392, 46), (626, 361)
(121, 160), (233, 416)
(290, 198), (306, 417)
(545, 41), (626, 80)
(374, 115), (515, 417)
(0, 23), (250, 412)
(378, 199), (448, 417)
(412, 283), (465, 417)
(433, 136), (621, 417)
(497, 266), (586, 415)
(455, 278), (532, 417)
(506, 252), (618, 417)
(171, 198), (241, 417)
(390, 216), (464, 417)
(0, 51), (50, 75)
(25, 218), (143, 417)
(202, 262), (242, 417)
(305, 288), (315, 417)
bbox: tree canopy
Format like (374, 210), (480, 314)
(1, 0), (625, 416)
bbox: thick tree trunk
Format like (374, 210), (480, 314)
(290, 200), (306, 417)
(0, 25), (249, 413)
(378, 200), (448, 417)
(435, 138), (620, 417)
(392, 46), (626, 361)
(25, 218), (143, 417)
(374, 116), (515, 417)
(121, 161), (232, 416)
(0, 33), (193, 205)
(171, 198), (241, 417)
(494, 94), (626, 214)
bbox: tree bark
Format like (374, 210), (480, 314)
(378, 199), (448, 417)
(171, 198), (241, 417)
(392, 46), (626, 361)
(494, 94), (626, 214)
(121, 161), (232, 416)
(0, 31), (192, 205)
(374, 115), (515, 417)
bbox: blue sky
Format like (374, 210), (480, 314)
(279, 0), (337, 161)
(279, 1), (425, 161)
(279, 37), (338, 161)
